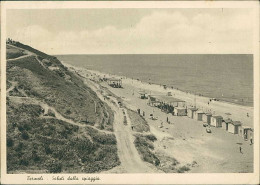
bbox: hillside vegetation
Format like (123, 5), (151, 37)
(6, 45), (26, 59)
(6, 42), (119, 173)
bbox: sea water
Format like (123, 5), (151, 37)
(57, 54), (253, 107)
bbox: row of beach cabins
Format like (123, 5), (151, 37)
(142, 93), (254, 141)
(103, 77), (253, 141)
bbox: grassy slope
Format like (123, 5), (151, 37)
(7, 101), (119, 173)
(127, 109), (149, 132)
(6, 45), (26, 59)
(7, 47), (114, 129)
(6, 43), (118, 173)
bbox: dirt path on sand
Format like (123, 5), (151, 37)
(84, 78), (160, 173)
(7, 54), (32, 62)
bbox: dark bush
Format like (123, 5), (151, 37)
(7, 138), (14, 147)
(20, 158), (29, 166)
(135, 135), (154, 150)
(21, 131), (29, 140)
(32, 151), (40, 162)
(23, 123), (32, 131)
(145, 134), (157, 142)
(15, 142), (23, 152)
(18, 125), (24, 132)
(20, 160), (29, 166)
(48, 160), (62, 173)
(177, 165), (190, 173)
(134, 135), (160, 166)
(66, 109), (72, 115)
(92, 134), (117, 145)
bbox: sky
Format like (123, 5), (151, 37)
(7, 8), (254, 54)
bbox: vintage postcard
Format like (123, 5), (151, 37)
(1, 1), (259, 184)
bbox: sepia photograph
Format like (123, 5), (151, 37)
(1, 1), (259, 184)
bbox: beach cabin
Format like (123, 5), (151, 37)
(107, 78), (122, 88)
(211, 115), (223, 127)
(248, 128), (254, 141)
(173, 107), (187, 116)
(228, 121), (242, 134)
(187, 107), (198, 119)
(222, 118), (232, 131)
(195, 111), (204, 121)
(138, 90), (148, 99)
(238, 125), (251, 139)
(202, 113), (212, 124)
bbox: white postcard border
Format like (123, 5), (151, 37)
(1, 1), (259, 184)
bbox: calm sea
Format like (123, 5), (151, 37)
(57, 54), (253, 107)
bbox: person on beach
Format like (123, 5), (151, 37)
(166, 117), (169, 123)
(244, 133), (247, 140)
(247, 113), (249, 117)
(239, 146), (243, 154)
(250, 136), (253, 145)
(143, 111), (145, 117)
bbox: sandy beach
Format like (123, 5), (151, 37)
(74, 65), (254, 127)
(64, 63), (254, 173)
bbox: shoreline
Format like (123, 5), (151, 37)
(62, 61), (253, 108)
(62, 61), (254, 128)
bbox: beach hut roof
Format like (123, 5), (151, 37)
(151, 95), (185, 104)
(232, 121), (242, 126)
(196, 111), (204, 114)
(205, 113), (212, 116)
(224, 118), (232, 123)
(242, 125), (251, 129)
(212, 115), (223, 119)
